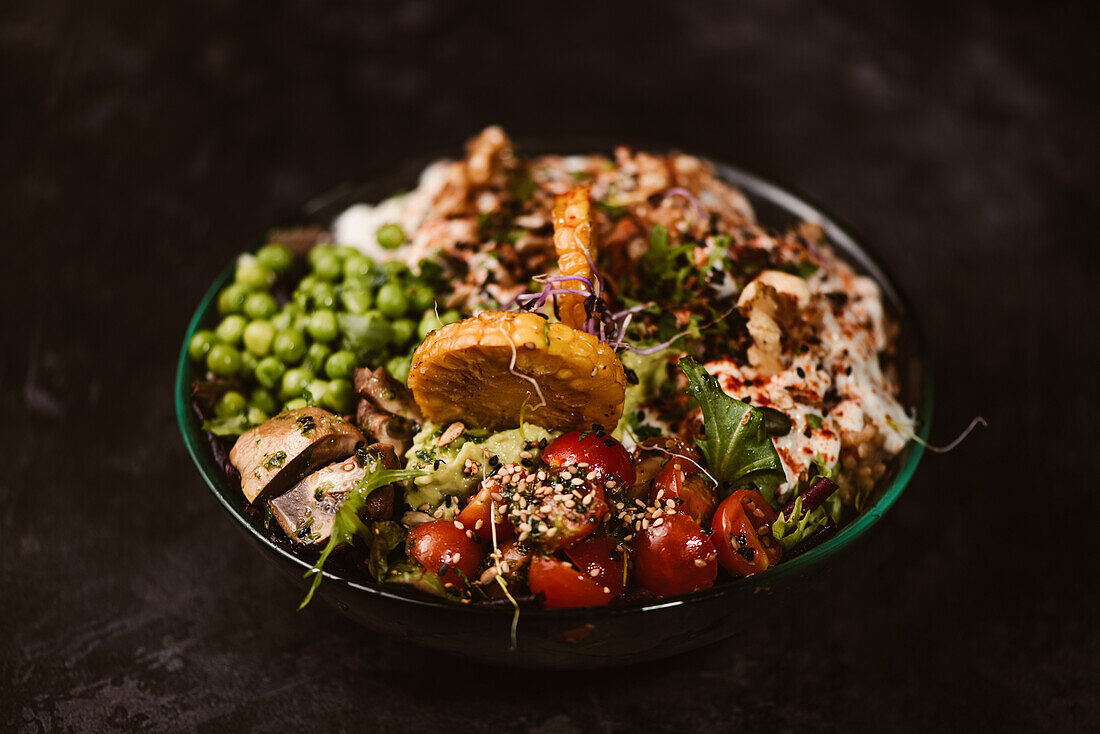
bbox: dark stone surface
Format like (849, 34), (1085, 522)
(3, 1), (1097, 731)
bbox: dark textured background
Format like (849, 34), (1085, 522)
(4, 1), (1098, 731)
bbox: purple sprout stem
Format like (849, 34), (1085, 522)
(664, 187), (708, 222)
(779, 477), (839, 519)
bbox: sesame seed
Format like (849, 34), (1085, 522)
(653, 518), (664, 527)
(589, 568), (600, 577)
(454, 520), (465, 530)
(452, 552), (462, 563)
(693, 559), (707, 568)
(475, 519), (484, 530)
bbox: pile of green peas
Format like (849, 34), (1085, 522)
(188, 227), (460, 433)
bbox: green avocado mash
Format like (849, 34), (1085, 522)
(404, 422), (558, 509)
(613, 349), (675, 441)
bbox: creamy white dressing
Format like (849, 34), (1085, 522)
(704, 252), (912, 495)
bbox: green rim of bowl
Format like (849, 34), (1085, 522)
(175, 161), (933, 619)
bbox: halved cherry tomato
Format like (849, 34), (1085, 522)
(563, 532), (625, 597)
(527, 556), (616, 608)
(408, 520), (485, 590)
(504, 466), (610, 552)
(632, 513), (717, 597)
(542, 429), (636, 487)
(650, 460), (718, 526)
(711, 489), (781, 577)
(456, 478), (516, 542)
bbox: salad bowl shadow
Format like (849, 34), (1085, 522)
(176, 157), (932, 669)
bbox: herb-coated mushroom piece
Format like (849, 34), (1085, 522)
(229, 406), (364, 504)
(269, 443), (399, 546)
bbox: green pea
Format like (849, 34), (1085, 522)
(243, 292), (278, 320)
(341, 287), (373, 315)
(322, 379), (355, 412)
(206, 344), (241, 376)
(188, 330), (217, 361)
(243, 319), (275, 356)
(239, 351), (258, 378)
(257, 242), (294, 274)
(390, 318), (415, 347)
(307, 309), (339, 342)
(284, 398), (309, 411)
(406, 281), (436, 314)
(376, 223), (406, 250)
(215, 390), (248, 418)
(308, 244), (339, 268)
(273, 330), (307, 364)
(296, 274), (320, 294)
(385, 354), (411, 384)
(247, 407), (270, 425)
(280, 367), (314, 400)
(311, 282), (338, 309)
(324, 350), (357, 380)
(218, 283), (250, 315)
(417, 312), (442, 340)
(343, 254), (373, 281)
(254, 356), (286, 388)
(236, 254), (274, 289)
(376, 283), (408, 319)
(249, 387), (278, 415)
(383, 260), (408, 278)
(313, 251), (342, 282)
(270, 308), (295, 332)
(215, 315), (247, 345)
(303, 342), (332, 373)
(305, 379), (330, 404)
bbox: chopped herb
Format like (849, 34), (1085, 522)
(261, 450), (287, 471)
(806, 414), (824, 430)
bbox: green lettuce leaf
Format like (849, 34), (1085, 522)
(679, 358), (786, 505)
(299, 464), (425, 609)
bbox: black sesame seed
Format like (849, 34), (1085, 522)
(604, 438), (616, 447)
(438, 564), (450, 575)
(488, 455), (500, 466)
(796, 367), (806, 378)
(741, 396), (751, 404)
(521, 458), (534, 467)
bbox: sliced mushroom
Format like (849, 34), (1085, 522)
(229, 407), (364, 504)
(353, 367), (423, 423)
(356, 399), (418, 456)
(268, 443), (398, 546)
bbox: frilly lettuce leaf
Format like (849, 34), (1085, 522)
(299, 464), (425, 609)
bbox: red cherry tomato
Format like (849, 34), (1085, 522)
(456, 478), (515, 542)
(564, 532), (625, 597)
(632, 513), (717, 597)
(650, 460), (718, 526)
(542, 429), (636, 487)
(407, 520), (485, 590)
(527, 556), (617, 608)
(503, 466), (610, 552)
(711, 489), (781, 577)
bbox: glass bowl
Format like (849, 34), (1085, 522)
(175, 156), (932, 669)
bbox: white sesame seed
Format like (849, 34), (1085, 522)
(693, 559), (707, 567)
(454, 520), (465, 530)
(589, 568), (600, 577)
(475, 519), (484, 530)
(652, 517), (664, 527)
(452, 552), (462, 563)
